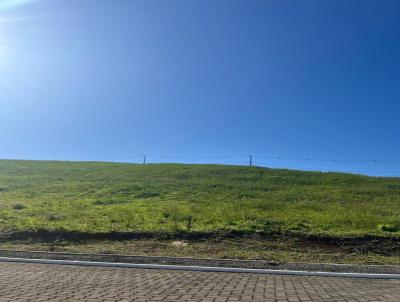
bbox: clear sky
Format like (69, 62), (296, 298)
(0, 0), (400, 175)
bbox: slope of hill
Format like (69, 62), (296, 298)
(0, 159), (399, 238)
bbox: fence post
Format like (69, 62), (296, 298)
(187, 216), (193, 231)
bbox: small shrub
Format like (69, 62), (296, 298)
(12, 204), (25, 210)
(162, 211), (170, 219)
(378, 224), (400, 233)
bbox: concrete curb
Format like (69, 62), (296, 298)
(2, 249), (399, 274)
(0, 257), (400, 279)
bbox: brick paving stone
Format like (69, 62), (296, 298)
(0, 262), (399, 301)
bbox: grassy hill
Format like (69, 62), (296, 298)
(0, 159), (399, 238)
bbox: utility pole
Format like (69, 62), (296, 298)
(143, 154), (147, 164)
(249, 155), (252, 167)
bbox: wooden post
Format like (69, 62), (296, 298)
(187, 216), (193, 231)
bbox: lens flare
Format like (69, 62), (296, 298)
(0, 1), (38, 69)
(0, 0), (35, 11)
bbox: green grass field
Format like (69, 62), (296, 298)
(0, 159), (399, 238)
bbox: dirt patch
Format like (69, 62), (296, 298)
(0, 230), (399, 257)
(300, 234), (400, 255)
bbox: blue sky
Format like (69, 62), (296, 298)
(0, 0), (400, 175)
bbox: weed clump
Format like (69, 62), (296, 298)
(12, 204), (25, 210)
(378, 224), (400, 233)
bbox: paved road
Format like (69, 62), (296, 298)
(0, 262), (399, 301)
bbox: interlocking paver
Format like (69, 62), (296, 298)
(0, 262), (399, 301)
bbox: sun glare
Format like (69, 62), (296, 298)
(0, 0), (35, 11)
(0, 22), (12, 70)
(0, 26), (5, 66)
